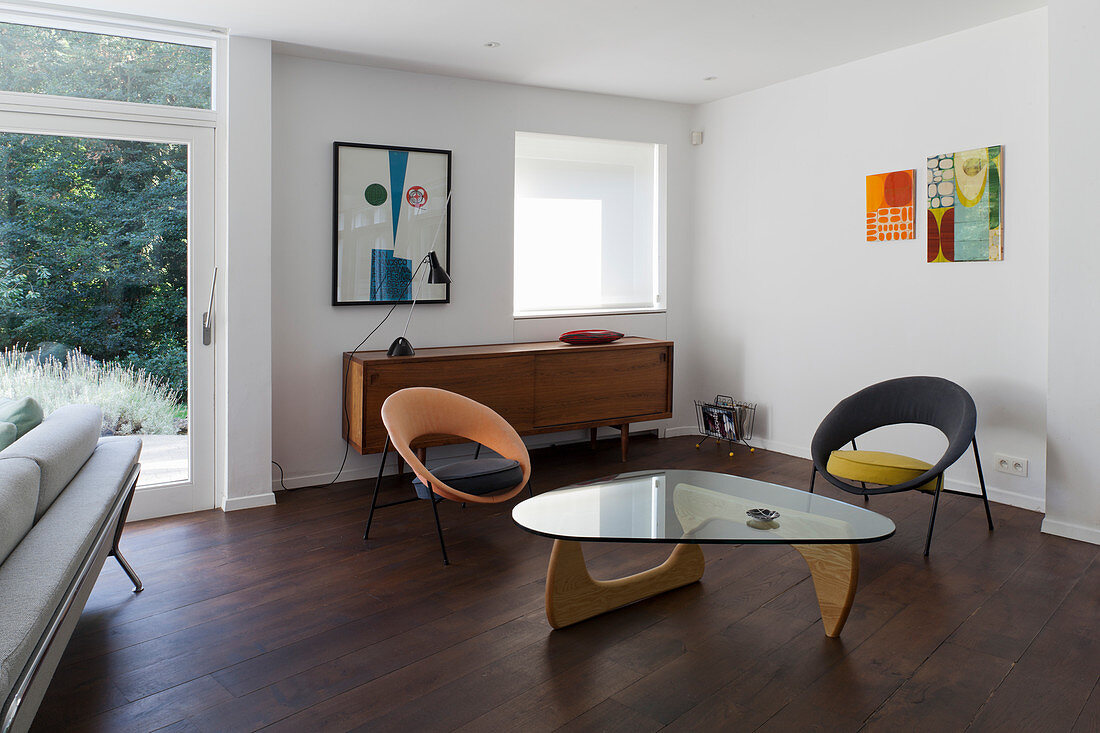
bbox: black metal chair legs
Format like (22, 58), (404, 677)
(923, 476), (944, 557)
(365, 439), (534, 567)
(974, 438), (995, 531)
(430, 496), (450, 566)
(363, 437), (391, 541)
(812, 442), (994, 558)
(925, 439), (995, 557)
(363, 437), (421, 542)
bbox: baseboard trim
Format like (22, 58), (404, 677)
(1041, 517), (1100, 546)
(223, 491), (277, 511)
(273, 425), (678, 492)
(753, 437), (810, 460)
(944, 479), (1045, 513)
(272, 428), (1045, 513)
(730, 437), (1046, 513)
(273, 465), (380, 491)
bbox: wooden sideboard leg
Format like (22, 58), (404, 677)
(544, 540), (705, 629)
(791, 543), (859, 638)
(416, 446), (427, 466)
(590, 427), (598, 451)
(619, 424), (629, 462)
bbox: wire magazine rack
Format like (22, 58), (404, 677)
(694, 395), (757, 456)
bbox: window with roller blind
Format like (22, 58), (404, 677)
(513, 132), (666, 317)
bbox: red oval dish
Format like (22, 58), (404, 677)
(559, 329), (624, 345)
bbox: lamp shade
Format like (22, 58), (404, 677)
(426, 250), (451, 284)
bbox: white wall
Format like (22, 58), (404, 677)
(221, 36), (275, 510)
(689, 10), (1050, 510)
(270, 56), (696, 488)
(1045, 0), (1100, 543)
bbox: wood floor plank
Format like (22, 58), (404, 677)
(968, 552), (1100, 732)
(667, 500), (1037, 731)
(1072, 678), (1100, 733)
(65, 676), (232, 733)
(946, 537), (1094, 662)
(554, 697), (663, 733)
(860, 641), (1013, 732)
(26, 435), (1095, 733)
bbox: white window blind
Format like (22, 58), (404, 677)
(514, 132), (664, 317)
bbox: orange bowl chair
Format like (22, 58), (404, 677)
(363, 387), (532, 565)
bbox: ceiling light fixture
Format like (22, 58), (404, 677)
(484, 41), (501, 48)
(703, 76), (718, 81)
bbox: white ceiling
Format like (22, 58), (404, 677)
(44, 0), (1044, 104)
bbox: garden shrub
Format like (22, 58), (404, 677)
(0, 347), (181, 435)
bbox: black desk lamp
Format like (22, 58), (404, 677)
(387, 250), (451, 357)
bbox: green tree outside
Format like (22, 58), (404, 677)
(0, 134), (189, 398)
(0, 22), (211, 403)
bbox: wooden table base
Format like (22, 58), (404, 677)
(543, 540), (860, 637)
(791, 543), (859, 637)
(545, 540), (705, 629)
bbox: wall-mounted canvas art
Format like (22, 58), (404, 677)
(333, 142), (451, 305)
(927, 146), (1003, 263)
(866, 169), (915, 242)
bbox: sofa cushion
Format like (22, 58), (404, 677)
(0, 422), (16, 451)
(0, 458), (39, 565)
(0, 436), (140, 701)
(0, 397), (44, 439)
(412, 457), (523, 499)
(0, 405), (103, 521)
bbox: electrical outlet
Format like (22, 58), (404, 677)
(994, 453), (1028, 477)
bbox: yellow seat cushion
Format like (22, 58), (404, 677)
(826, 450), (939, 493)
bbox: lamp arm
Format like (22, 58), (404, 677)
(399, 255), (431, 339)
(397, 189), (453, 341)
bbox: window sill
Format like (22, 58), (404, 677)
(514, 308), (667, 320)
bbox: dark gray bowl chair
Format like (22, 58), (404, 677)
(810, 376), (994, 556)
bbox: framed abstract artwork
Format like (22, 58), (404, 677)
(866, 169), (915, 242)
(332, 142), (451, 305)
(927, 146), (1003, 263)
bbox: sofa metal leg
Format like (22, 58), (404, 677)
(111, 550), (143, 593)
(110, 481), (143, 592)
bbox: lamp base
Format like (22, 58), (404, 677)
(387, 337), (415, 357)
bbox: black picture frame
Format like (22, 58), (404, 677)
(332, 141), (452, 306)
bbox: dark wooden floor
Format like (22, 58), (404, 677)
(32, 435), (1100, 732)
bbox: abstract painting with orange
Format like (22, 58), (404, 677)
(866, 169), (915, 242)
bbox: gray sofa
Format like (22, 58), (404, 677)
(0, 405), (143, 733)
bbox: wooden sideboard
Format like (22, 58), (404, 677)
(343, 337), (673, 460)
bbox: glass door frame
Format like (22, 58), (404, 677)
(0, 109), (217, 518)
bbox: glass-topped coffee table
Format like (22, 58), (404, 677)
(512, 469), (895, 636)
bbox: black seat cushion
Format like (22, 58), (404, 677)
(412, 457), (523, 500)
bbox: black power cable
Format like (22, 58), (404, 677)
(274, 256), (431, 492)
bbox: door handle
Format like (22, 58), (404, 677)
(202, 267), (217, 346)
